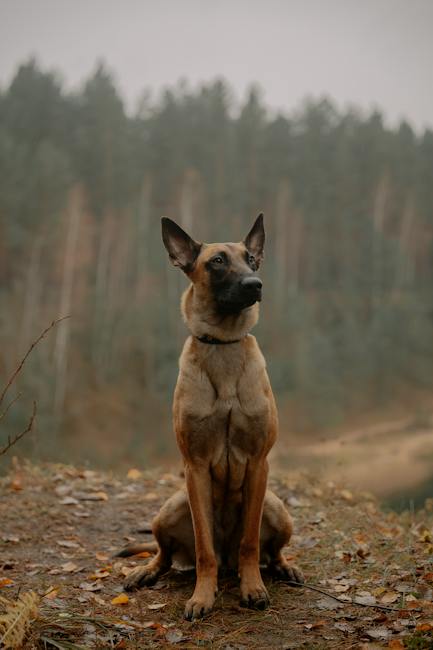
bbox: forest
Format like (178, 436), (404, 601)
(1, 59), (432, 466)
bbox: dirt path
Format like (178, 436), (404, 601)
(1, 461), (433, 649)
(277, 419), (433, 497)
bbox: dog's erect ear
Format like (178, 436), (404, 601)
(243, 213), (265, 266)
(161, 217), (202, 272)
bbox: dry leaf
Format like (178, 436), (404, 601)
(95, 553), (109, 562)
(340, 490), (353, 502)
(120, 566), (133, 577)
(59, 496), (79, 505)
(127, 468), (142, 480)
(147, 602), (167, 610)
(57, 540), (80, 549)
(416, 622), (433, 632)
(334, 584), (350, 593)
(9, 477), (23, 491)
(143, 492), (158, 501)
(365, 627), (390, 640)
(388, 640), (404, 649)
(111, 593), (129, 605)
(79, 581), (102, 592)
(89, 570), (110, 580)
(0, 579), (14, 588)
(354, 594), (376, 606)
(76, 491), (108, 501)
(380, 592), (399, 604)
(43, 588), (59, 600)
(165, 629), (185, 644)
(61, 562), (79, 573)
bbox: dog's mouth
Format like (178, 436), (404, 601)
(215, 277), (262, 314)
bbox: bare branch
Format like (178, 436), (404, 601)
(0, 400), (37, 457)
(0, 392), (22, 424)
(0, 316), (69, 457)
(0, 316), (70, 408)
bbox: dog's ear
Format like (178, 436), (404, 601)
(243, 213), (265, 267)
(161, 217), (201, 272)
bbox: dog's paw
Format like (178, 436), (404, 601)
(240, 577), (270, 610)
(123, 565), (160, 591)
(269, 560), (304, 585)
(184, 585), (216, 621)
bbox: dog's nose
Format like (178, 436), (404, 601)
(241, 276), (262, 292)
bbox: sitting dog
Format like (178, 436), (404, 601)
(119, 214), (303, 619)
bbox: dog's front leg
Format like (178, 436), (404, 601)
(239, 458), (270, 609)
(184, 463), (217, 620)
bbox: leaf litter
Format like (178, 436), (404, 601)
(1, 460), (433, 648)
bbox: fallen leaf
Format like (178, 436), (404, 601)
(405, 594), (418, 602)
(143, 492), (158, 501)
(311, 620), (326, 629)
(127, 468), (142, 480)
(416, 622), (433, 632)
(96, 552), (110, 562)
(365, 627), (390, 640)
(80, 581), (103, 592)
(334, 622), (353, 633)
(73, 510), (90, 518)
(120, 566), (133, 577)
(59, 496), (79, 505)
(44, 587), (59, 599)
(89, 570), (110, 580)
(317, 597), (343, 610)
(75, 491), (108, 501)
(334, 584), (350, 593)
(111, 593), (129, 605)
(388, 640), (404, 649)
(355, 595), (377, 606)
(381, 592), (399, 605)
(148, 602), (167, 610)
(340, 489), (353, 502)
(136, 551), (151, 558)
(61, 561), (79, 573)
(0, 578), (14, 588)
(165, 630), (185, 644)
(57, 540), (80, 549)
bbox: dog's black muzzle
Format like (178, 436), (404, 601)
(216, 275), (262, 314)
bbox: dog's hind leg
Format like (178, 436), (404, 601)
(260, 490), (304, 584)
(122, 490), (195, 591)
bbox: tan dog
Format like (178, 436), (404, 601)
(120, 214), (303, 619)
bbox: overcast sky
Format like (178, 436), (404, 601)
(1, 0), (432, 130)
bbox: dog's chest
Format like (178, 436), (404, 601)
(175, 341), (273, 467)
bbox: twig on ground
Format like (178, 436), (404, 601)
(285, 580), (416, 613)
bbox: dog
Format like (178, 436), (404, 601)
(119, 214), (303, 620)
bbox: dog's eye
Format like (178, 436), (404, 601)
(212, 256), (224, 264)
(249, 255), (256, 266)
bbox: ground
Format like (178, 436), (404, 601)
(1, 461), (433, 649)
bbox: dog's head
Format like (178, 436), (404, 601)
(161, 215), (265, 315)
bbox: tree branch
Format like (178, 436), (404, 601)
(0, 401), (37, 457)
(0, 316), (69, 408)
(0, 316), (69, 457)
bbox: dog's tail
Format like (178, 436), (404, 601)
(114, 541), (159, 558)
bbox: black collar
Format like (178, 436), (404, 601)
(196, 334), (243, 345)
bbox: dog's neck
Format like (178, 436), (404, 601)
(181, 284), (259, 342)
